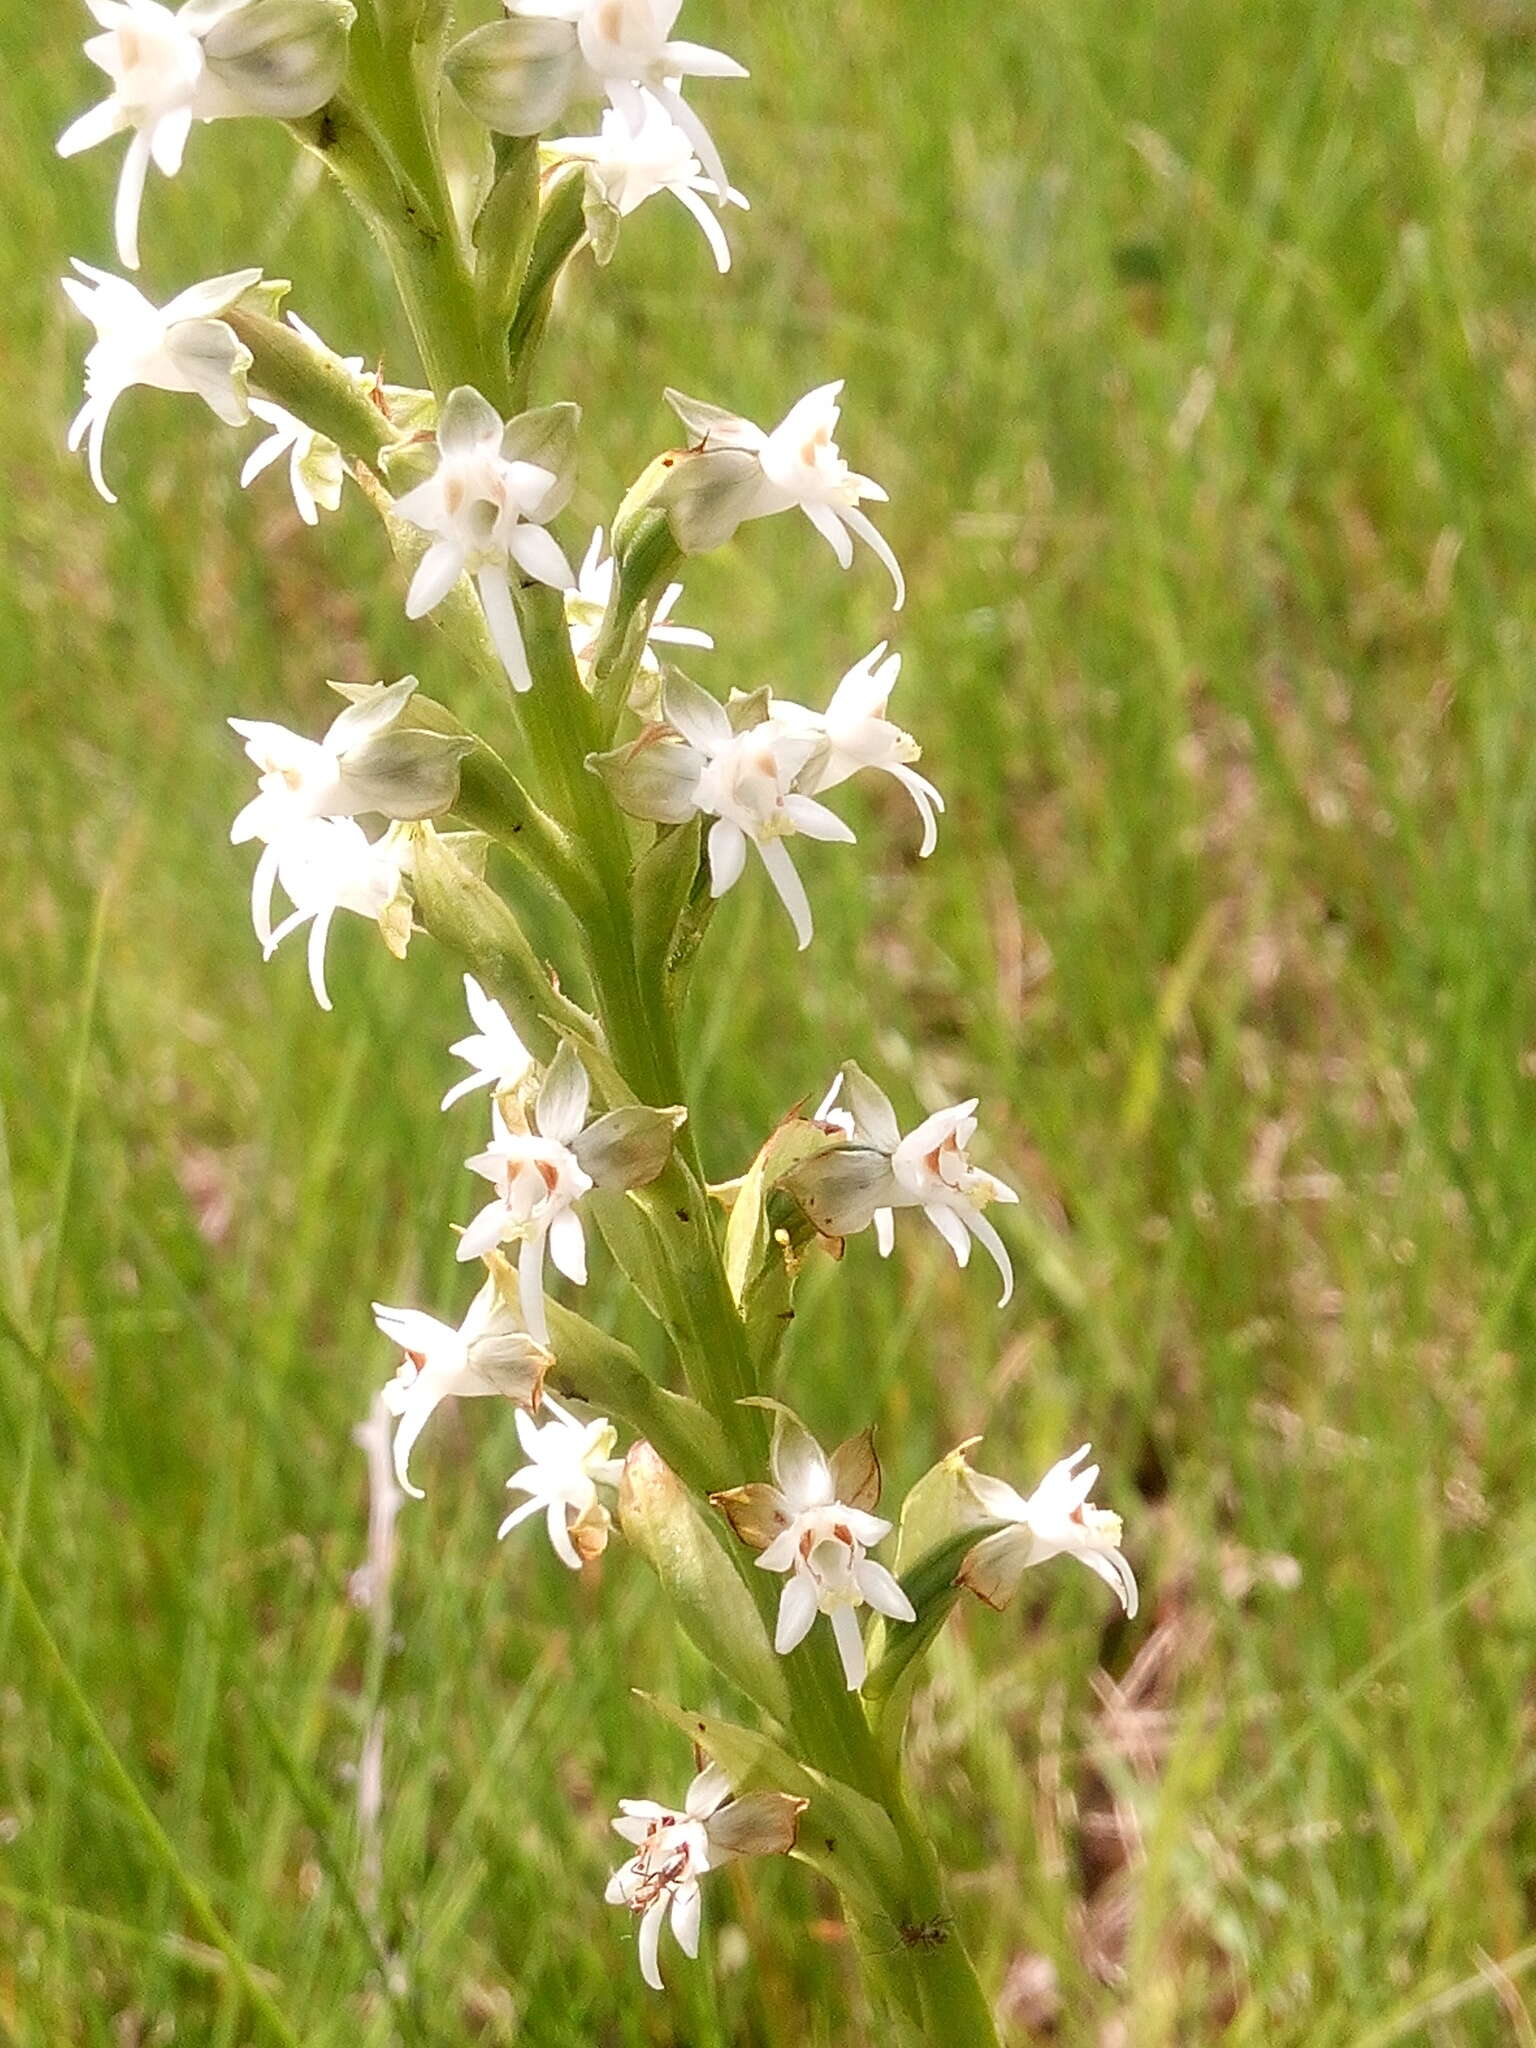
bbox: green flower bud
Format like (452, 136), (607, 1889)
(444, 16), (580, 136)
(201, 0), (355, 119)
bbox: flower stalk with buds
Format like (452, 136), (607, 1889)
(55, 4), (1140, 2038)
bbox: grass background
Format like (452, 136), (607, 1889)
(4, 0), (1536, 2041)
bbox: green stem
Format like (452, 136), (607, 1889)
(289, 98), (491, 403)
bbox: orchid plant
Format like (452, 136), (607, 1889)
(55, 3), (1137, 2037)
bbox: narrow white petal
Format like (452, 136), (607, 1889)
(706, 816), (747, 897)
(638, 1897), (667, 1991)
(840, 503), (906, 609)
(774, 1573), (818, 1655)
(670, 1880), (702, 1959)
(57, 98), (127, 158)
(495, 1492), (546, 1540)
(829, 1604), (867, 1690)
(674, 185), (731, 272)
(547, 1206), (588, 1287)
(755, 838), (813, 950)
(506, 522), (574, 591)
(405, 541), (465, 619)
(857, 1558), (916, 1623)
(477, 567), (533, 691)
(248, 838), (282, 948)
(924, 1201), (972, 1267)
(390, 1383), (439, 1500)
(802, 499), (854, 569)
(113, 127), (153, 271)
(305, 904), (336, 1011)
(546, 1497), (582, 1569)
(964, 1207), (1015, 1307)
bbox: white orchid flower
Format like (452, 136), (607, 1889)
(566, 526), (711, 710)
(770, 642), (944, 856)
(605, 1764), (804, 1991)
(456, 1045), (597, 1343)
(392, 386), (578, 693)
(57, 0), (351, 270)
(959, 1446), (1139, 1619)
(651, 675), (855, 950)
(551, 92), (747, 272)
(713, 1408), (914, 1692)
(373, 1276), (549, 1499)
(441, 975), (536, 1111)
(811, 1066), (1020, 1304)
(496, 1395), (624, 1567)
(58, 0), (221, 270)
(259, 816), (412, 1011)
(230, 679), (467, 943)
(450, 0), (746, 201)
(664, 381), (904, 606)
(62, 260), (259, 502)
(239, 400), (343, 525)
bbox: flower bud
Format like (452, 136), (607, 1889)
(586, 728), (701, 826)
(619, 1442), (790, 1719)
(201, 0), (355, 119)
(655, 446), (766, 554)
(321, 678), (475, 820)
(571, 1103), (687, 1192)
(444, 16), (580, 136)
(780, 1140), (898, 1242)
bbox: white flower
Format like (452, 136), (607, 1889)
(496, 1395), (623, 1567)
(566, 526), (711, 709)
(551, 91), (747, 272)
(259, 816), (412, 1011)
(373, 1277), (549, 1499)
(814, 1066), (1020, 1304)
(230, 678), (464, 939)
(56, 0), (350, 270)
(62, 260), (258, 502)
(959, 1446), (1139, 1618)
(453, 1), (746, 200)
(714, 1409), (914, 1692)
(240, 400), (343, 524)
(664, 381), (904, 606)
(665, 676), (856, 951)
(441, 974), (535, 1111)
(57, 0), (220, 270)
(570, 0), (744, 196)
(392, 386), (577, 693)
(456, 1047), (597, 1344)
(770, 642), (944, 856)
(605, 1765), (804, 1991)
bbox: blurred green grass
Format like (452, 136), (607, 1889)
(5, 0), (1536, 2041)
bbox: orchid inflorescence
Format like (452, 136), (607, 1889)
(56, 2), (1137, 2030)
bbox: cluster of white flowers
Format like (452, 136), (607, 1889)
(54, 0), (1142, 2006)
